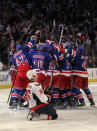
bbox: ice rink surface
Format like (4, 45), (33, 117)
(0, 82), (97, 131)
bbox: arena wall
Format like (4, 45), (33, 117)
(0, 68), (97, 89)
(0, 70), (12, 89)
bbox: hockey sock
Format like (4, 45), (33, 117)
(51, 87), (59, 105)
(59, 90), (67, 102)
(82, 88), (92, 99)
(72, 88), (85, 103)
(82, 88), (95, 105)
(65, 89), (73, 97)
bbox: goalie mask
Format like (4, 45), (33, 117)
(27, 70), (37, 80)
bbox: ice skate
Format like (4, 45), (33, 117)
(27, 110), (39, 121)
(59, 101), (69, 109)
(90, 102), (96, 108)
(78, 101), (86, 107)
(89, 98), (96, 107)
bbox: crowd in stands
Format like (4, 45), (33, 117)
(0, 0), (97, 70)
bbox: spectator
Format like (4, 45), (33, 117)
(0, 0), (97, 69)
(0, 60), (3, 70)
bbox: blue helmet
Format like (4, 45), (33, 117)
(36, 43), (46, 52)
(78, 46), (85, 53)
(16, 44), (23, 51)
(45, 44), (53, 52)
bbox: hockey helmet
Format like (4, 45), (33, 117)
(45, 44), (53, 52)
(72, 44), (78, 51)
(78, 46), (85, 53)
(36, 43), (46, 52)
(16, 44), (23, 51)
(27, 69), (37, 80)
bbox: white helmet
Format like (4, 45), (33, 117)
(27, 70), (37, 80)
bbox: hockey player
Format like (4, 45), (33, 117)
(29, 43), (53, 88)
(9, 35), (38, 109)
(56, 43), (86, 107)
(26, 69), (58, 120)
(45, 40), (61, 107)
(45, 40), (73, 108)
(60, 44), (95, 107)
(71, 46), (95, 107)
(54, 43), (76, 108)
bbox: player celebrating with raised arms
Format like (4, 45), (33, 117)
(9, 35), (38, 109)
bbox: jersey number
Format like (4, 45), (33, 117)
(34, 59), (43, 68)
(16, 54), (28, 66)
(26, 86), (31, 100)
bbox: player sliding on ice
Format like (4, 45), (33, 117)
(26, 69), (58, 120)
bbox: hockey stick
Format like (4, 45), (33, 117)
(58, 24), (64, 89)
(19, 22), (33, 44)
(59, 24), (64, 45)
(5, 71), (10, 81)
(5, 67), (16, 81)
(47, 60), (55, 93)
(25, 29), (33, 43)
(46, 20), (57, 93)
(7, 67), (18, 104)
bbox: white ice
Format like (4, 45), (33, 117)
(0, 83), (97, 131)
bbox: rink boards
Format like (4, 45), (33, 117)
(0, 68), (97, 89)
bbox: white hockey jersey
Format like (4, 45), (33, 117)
(26, 82), (48, 108)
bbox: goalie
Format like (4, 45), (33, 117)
(26, 69), (58, 120)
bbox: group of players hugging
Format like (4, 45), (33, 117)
(8, 30), (95, 120)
